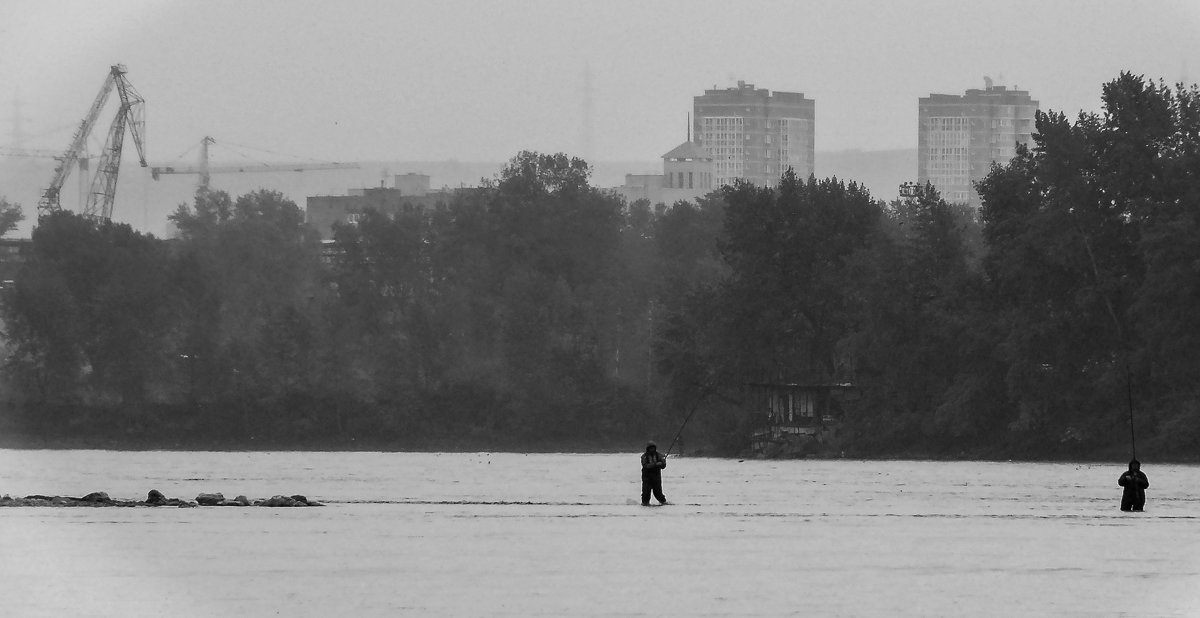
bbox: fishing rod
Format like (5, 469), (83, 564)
(1125, 359), (1136, 461)
(664, 389), (709, 456)
(1069, 207), (1137, 459)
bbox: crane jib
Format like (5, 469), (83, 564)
(37, 64), (147, 222)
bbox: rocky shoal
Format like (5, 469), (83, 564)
(0, 490), (322, 508)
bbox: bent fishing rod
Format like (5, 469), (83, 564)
(1069, 207), (1137, 460)
(664, 385), (718, 456)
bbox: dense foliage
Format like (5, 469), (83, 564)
(975, 73), (1200, 457)
(1, 75), (1197, 459)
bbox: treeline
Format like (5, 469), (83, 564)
(0, 153), (671, 450)
(1, 73), (1197, 458)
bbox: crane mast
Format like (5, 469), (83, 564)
(199, 135), (214, 191)
(37, 64), (147, 220)
(85, 67), (147, 220)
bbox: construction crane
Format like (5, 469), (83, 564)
(0, 146), (68, 158)
(2, 146), (95, 212)
(150, 136), (359, 191)
(37, 64), (147, 220)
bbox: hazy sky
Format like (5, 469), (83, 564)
(2, 0), (1199, 165)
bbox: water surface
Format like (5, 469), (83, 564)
(1, 450), (1195, 616)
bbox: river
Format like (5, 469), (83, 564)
(0, 450), (1196, 616)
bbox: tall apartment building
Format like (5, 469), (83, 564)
(918, 80), (1038, 207)
(693, 81), (815, 188)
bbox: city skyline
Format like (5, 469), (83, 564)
(2, 1), (1197, 167)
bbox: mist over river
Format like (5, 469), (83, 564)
(1, 450), (1197, 616)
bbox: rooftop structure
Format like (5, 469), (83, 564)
(305, 173), (454, 239)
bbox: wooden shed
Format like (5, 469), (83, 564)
(746, 382), (857, 456)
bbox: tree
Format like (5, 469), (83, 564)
(0, 197), (24, 237)
(650, 171), (886, 453)
(328, 207), (440, 406)
(169, 189), (327, 435)
(716, 171), (880, 384)
(977, 73), (1200, 454)
(845, 183), (1001, 450)
(1, 211), (174, 412)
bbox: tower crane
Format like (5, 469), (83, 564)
(1, 146), (69, 158)
(37, 64), (147, 221)
(150, 136), (359, 191)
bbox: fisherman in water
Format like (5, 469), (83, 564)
(1118, 459), (1149, 512)
(641, 441), (668, 506)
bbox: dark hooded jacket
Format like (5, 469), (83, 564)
(641, 443), (666, 479)
(1118, 460), (1149, 511)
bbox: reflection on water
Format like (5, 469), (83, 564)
(1, 450), (1198, 616)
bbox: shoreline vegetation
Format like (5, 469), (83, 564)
(0, 419), (1186, 463)
(0, 442), (1187, 465)
(2, 75), (1198, 462)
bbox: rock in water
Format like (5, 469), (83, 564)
(260, 495), (298, 507)
(196, 493), (225, 506)
(2, 489), (316, 508)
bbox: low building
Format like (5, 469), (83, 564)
(746, 382), (858, 457)
(613, 141), (715, 206)
(305, 173), (456, 239)
(0, 237), (30, 288)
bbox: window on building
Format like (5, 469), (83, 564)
(688, 171), (693, 189)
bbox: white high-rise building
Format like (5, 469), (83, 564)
(693, 81), (815, 188)
(918, 80), (1038, 207)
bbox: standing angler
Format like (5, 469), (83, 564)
(1118, 459), (1149, 512)
(641, 441), (668, 506)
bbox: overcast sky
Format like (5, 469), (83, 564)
(2, 0), (1199, 166)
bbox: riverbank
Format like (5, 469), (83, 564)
(1, 403), (1183, 461)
